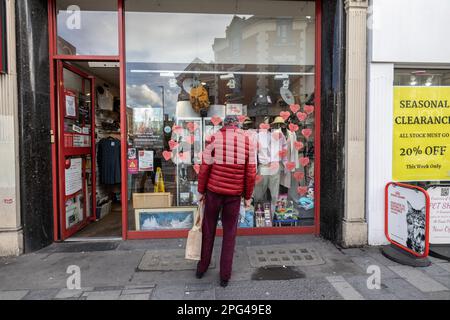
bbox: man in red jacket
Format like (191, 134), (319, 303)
(197, 115), (256, 287)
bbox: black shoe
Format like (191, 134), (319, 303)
(196, 270), (204, 279)
(220, 279), (229, 287)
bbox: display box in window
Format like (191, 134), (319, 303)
(239, 203), (254, 228)
(255, 202), (272, 227)
(273, 194), (300, 223)
(135, 207), (196, 231)
(132, 192), (172, 209)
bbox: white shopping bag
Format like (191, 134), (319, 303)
(185, 200), (204, 260)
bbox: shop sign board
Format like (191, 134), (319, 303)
(393, 86), (450, 181)
(385, 182), (430, 257)
(428, 185), (450, 245)
(0, 0), (7, 74)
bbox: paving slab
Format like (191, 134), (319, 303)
(151, 285), (186, 300)
(22, 289), (59, 300)
(121, 288), (154, 295)
(119, 293), (151, 300)
(138, 249), (215, 271)
(125, 284), (157, 289)
(184, 289), (216, 300)
(344, 275), (394, 300)
(83, 290), (122, 300)
(389, 266), (449, 292)
(430, 276), (450, 289)
(419, 264), (450, 278)
(435, 262), (450, 273)
(0, 290), (29, 300)
(426, 291), (450, 300)
(326, 276), (364, 300)
(54, 288), (93, 299)
(350, 256), (398, 279)
(215, 279), (343, 300)
(185, 282), (213, 292)
(37, 242), (120, 253)
(382, 278), (428, 300)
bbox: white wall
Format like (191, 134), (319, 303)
(367, 63), (393, 245)
(367, 0), (450, 244)
(371, 0), (450, 64)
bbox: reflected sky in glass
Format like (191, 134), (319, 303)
(56, 4), (118, 55)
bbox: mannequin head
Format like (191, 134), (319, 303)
(242, 117), (254, 130)
(270, 116), (286, 130)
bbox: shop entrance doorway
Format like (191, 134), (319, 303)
(55, 60), (122, 240)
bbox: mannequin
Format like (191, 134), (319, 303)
(253, 116), (287, 211)
(243, 117), (258, 165)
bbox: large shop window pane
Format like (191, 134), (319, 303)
(125, 0), (316, 232)
(56, 0), (118, 56)
(393, 69), (450, 189)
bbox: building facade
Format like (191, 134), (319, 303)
(367, 0), (450, 245)
(0, 0), (374, 256)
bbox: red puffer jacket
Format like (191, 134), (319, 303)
(198, 126), (256, 200)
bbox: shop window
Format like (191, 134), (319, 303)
(394, 69), (450, 87)
(55, 0), (119, 56)
(125, 0), (316, 232)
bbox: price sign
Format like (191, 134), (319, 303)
(393, 86), (450, 181)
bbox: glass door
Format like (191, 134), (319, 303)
(57, 61), (96, 240)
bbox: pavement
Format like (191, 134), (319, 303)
(0, 235), (449, 300)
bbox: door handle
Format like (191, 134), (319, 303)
(50, 130), (55, 144)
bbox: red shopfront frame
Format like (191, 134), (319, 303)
(0, 0), (7, 74)
(48, 0), (322, 241)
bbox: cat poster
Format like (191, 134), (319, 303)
(386, 183), (429, 256)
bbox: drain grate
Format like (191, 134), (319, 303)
(137, 249), (216, 271)
(246, 244), (325, 268)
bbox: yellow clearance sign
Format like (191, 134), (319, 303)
(393, 86), (450, 181)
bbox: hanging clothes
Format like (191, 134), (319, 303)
(97, 137), (121, 185)
(281, 130), (299, 188)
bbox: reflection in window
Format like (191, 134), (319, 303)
(125, 0), (316, 231)
(56, 0), (118, 56)
(394, 69), (450, 87)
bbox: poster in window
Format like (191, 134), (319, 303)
(132, 108), (164, 150)
(65, 157), (82, 196)
(65, 193), (84, 229)
(138, 150), (154, 172)
(64, 89), (78, 119)
(393, 86), (450, 181)
(226, 103), (243, 116)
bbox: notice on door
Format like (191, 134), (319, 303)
(65, 157), (82, 196)
(393, 86), (450, 181)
